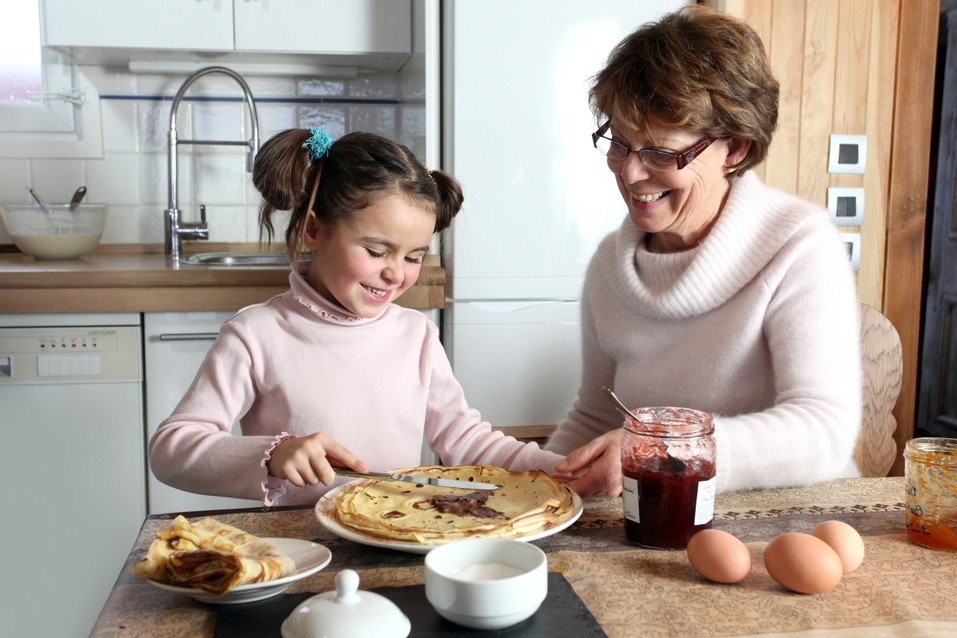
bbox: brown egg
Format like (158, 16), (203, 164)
(810, 520), (865, 573)
(763, 532), (843, 594)
(686, 529), (752, 584)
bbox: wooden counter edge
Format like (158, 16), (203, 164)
(1, 284), (445, 313)
(0, 253), (446, 312)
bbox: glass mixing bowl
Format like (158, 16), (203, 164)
(1, 203), (108, 260)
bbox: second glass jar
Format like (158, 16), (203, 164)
(620, 406), (717, 549)
(904, 437), (957, 551)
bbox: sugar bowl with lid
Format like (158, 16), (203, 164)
(281, 569), (410, 638)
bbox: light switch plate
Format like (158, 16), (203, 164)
(827, 187), (865, 226)
(828, 134), (867, 174)
(841, 233), (861, 271)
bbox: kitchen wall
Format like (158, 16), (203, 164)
(0, 64), (425, 247)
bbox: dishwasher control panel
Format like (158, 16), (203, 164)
(0, 326), (141, 384)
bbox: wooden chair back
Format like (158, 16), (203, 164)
(857, 303), (903, 476)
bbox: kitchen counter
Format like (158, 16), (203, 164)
(0, 247), (445, 313)
(93, 477), (957, 637)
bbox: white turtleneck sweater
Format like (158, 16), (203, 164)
(546, 172), (862, 494)
(149, 263), (563, 506)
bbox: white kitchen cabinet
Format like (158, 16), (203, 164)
(234, 0), (411, 55)
(43, 0), (234, 51)
(42, 0), (411, 62)
(144, 311), (261, 514)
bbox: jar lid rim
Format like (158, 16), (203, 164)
(904, 437), (957, 461)
(623, 421), (713, 439)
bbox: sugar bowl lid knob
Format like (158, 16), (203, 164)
(333, 569), (361, 605)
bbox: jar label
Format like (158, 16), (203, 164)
(694, 476), (716, 525)
(623, 476), (639, 523)
(622, 475), (716, 525)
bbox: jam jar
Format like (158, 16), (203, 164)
(620, 407), (716, 549)
(904, 437), (957, 551)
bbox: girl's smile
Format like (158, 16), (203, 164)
(303, 193), (435, 318)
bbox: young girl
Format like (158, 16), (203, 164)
(149, 129), (564, 507)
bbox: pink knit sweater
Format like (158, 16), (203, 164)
(149, 264), (563, 506)
(546, 173), (862, 493)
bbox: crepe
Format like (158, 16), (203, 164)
(333, 465), (575, 544)
(131, 515), (296, 595)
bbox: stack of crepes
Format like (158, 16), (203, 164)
(131, 515), (296, 595)
(333, 465), (576, 544)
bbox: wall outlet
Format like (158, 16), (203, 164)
(842, 232), (861, 271)
(827, 187), (865, 226)
(828, 134), (867, 174)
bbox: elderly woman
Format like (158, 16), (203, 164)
(546, 5), (861, 497)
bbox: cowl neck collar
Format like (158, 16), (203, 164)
(604, 172), (810, 320)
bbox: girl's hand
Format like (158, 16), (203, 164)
(553, 428), (624, 498)
(267, 433), (367, 487)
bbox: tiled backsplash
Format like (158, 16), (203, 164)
(0, 64), (425, 247)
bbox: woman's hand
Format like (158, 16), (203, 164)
(554, 429), (624, 498)
(267, 433), (367, 487)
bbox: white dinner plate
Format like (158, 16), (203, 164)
(314, 480), (583, 555)
(146, 537), (332, 604)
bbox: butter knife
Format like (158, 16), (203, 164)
(336, 470), (499, 491)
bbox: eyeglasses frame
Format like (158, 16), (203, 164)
(591, 120), (717, 171)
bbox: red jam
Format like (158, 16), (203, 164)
(622, 457), (716, 549)
(620, 406), (716, 550)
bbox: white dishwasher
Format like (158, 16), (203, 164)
(0, 312), (145, 638)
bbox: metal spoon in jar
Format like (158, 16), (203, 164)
(602, 386), (640, 422)
(603, 385), (686, 471)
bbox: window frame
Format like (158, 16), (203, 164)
(0, 0), (102, 159)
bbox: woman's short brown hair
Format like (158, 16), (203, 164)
(590, 5), (779, 175)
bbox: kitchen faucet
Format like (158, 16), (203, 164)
(165, 66), (260, 261)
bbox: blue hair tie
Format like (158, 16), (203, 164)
(304, 127), (335, 162)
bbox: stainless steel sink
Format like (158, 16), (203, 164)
(180, 251), (290, 267)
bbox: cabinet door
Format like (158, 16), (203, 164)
(233, 0), (411, 54)
(144, 312), (260, 514)
(43, 0), (234, 50)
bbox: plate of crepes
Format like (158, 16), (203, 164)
(131, 515), (332, 604)
(315, 465), (582, 554)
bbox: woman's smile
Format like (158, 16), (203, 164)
(631, 190), (670, 204)
(608, 123), (741, 251)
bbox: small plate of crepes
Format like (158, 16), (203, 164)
(131, 515), (331, 604)
(315, 465), (583, 554)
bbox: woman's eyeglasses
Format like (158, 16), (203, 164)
(591, 121), (715, 172)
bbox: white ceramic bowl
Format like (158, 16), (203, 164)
(424, 538), (548, 630)
(0, 203), (107, 259)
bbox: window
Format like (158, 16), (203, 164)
(0, 0), (102, 158)
(0, 0), (43, 105)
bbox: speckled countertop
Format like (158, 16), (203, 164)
(92, 478), (957, 638)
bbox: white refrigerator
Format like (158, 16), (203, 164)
(438, 1), (687, 430)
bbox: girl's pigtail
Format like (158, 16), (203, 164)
(253, 128), (336, 260)
(428, 168), (464, 233)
